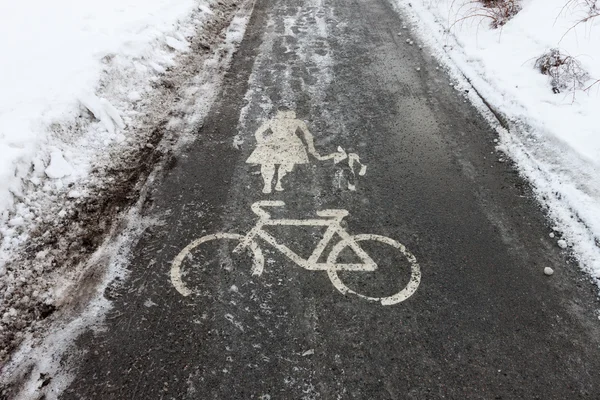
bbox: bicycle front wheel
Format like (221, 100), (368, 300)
(326, 234), (421, 306)
(170, 233), (264, 297)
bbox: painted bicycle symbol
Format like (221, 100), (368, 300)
(171, 201), (421, 305)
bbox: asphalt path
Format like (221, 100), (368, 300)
(62, 0), (600, 398)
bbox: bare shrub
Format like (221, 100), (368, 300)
(450, 0), (522, 30)
(577, 0), (598, 14)
(558, 0), (600, 43)
(480, 0), (522, 27)
(534, 48), (590, 94)
(486, 0), (521, 27)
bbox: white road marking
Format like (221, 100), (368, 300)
(246, 110), (350, 193)
(171, 201), (421, 305)
(327, 234), (421, 306)
(170, 233), (264, 297)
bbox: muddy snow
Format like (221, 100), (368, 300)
(0, 0), (253, 396)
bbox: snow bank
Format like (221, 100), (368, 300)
(0, 0), (253, 394)
(0, 0), (216, 268)
(391, 0), (600, 284)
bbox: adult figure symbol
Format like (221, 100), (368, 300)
(246, 110), (347, 194)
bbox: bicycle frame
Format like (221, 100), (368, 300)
(234, 202), (377, 272)
(171, 201), (421, 305)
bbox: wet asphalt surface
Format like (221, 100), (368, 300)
(62, 0), (600, 398)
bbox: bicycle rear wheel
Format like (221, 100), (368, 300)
(326, 234), (421, 305)
(170, 233), (264, 297)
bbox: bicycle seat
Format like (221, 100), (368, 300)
(251, 200), (285, 218)
(316, 209), (349, 218)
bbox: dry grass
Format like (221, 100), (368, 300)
(552, 1), (599, 96)
(557, 0), (600, 43)
(480, 0), (522, 27)
(449, 0), (522, 30)
(584, 79), (600, 92)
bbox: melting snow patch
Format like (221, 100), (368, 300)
(66, 190), (83, 199)
(199, 4), (214, 15)
(127, 91), (142, 102)
(79, 93), (125, 135)
(165, 36), (190, 52)
(44, 150), (74, 179)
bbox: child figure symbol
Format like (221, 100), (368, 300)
(246, 110), (359, 194)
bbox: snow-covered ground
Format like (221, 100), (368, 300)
(0, 0), (252, 390)
(0, 0), (253, 399)
(391, 0), (600, 288)
(0, 0), (211, 268)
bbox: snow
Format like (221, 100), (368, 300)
(44, 150), (74, 179)
(391, 0), (600, 287)
(0, 0), (215, 271)
(0, 0), (202, 210)
(79, 93), (126, 135)
(0, 0), (253, 395)
(165, 36), (191, 52)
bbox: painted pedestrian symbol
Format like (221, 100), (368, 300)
(171, 201), (421, 305)
(246, 110), (366, 193)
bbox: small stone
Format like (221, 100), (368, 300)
(544, 267), (554, 276)
(416, 67), (421, 71)
(557, 239), (568, 249)
(549, 232), (555, 238)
